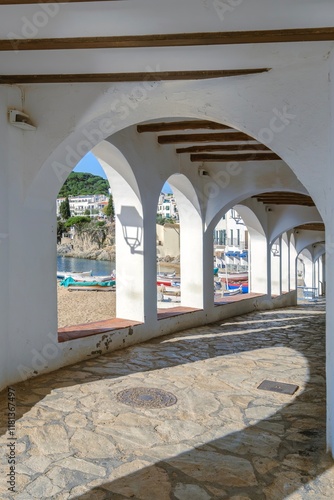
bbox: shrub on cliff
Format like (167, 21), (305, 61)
(64, 216), (91, 229)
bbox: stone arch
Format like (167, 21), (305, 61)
(13, 80), (328, 371)
(269, 209), (323, 245)
(22, 72), (327, 223)
(92, 141), (150, 322)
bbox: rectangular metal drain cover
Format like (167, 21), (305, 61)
(257, 380), (299, 395)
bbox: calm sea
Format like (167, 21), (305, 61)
(57, 256), (115, 276)
(57, 256), (179, 277)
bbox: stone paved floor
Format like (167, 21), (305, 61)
(0, 299), (333, 499)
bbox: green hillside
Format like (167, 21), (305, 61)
(58, 172), (110, 197)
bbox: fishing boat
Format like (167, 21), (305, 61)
(226, 282), (249, 293)
(65, 273), (115, 283)
(157, 271), (176, 278)
(60, 276), (116, 291)
(219, 272), (248, 282)
(57, 270), (92, 280)
(223, 285), (243, 296)
(157, 278), (180, 287)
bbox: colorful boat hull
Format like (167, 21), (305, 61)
(226, 282), (249, 293)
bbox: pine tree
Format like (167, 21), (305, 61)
(104, 195), (115, 220)
(59, 196), (71, 220)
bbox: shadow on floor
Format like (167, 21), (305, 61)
(0, 300), (332, 498)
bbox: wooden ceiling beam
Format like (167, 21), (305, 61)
(252, 192), (312, 198)
(190, 153), (281, 162)
(176, 144), (270, 153)
(255, 196), (313, 201)
(256, 197), (313, 200)
(262, 201), (315, 206)
(0, 0), (114, 3)
(255, 195), (311, 198)
(256, 196), (314, 201)
(137, 121), (232, 133)
(296, 223), (325, 231)
(158, 132), (255, 144)
(253, 192), (315, 206)
(1, 27), (334, 51)
(0, 69), (269, 84)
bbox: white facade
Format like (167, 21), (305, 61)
(214, 209), (248, 249)
(1, 0), (334, 456)
(157, 194), (179, 220)
(56, 194), (109, 217)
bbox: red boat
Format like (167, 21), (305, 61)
(157, 279), (180, 287)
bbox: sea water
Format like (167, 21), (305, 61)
(57, 256), (115, 277)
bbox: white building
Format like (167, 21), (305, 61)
(56, 194), (109, 217)
(157, 193), (179, 220)
(214, 209), (248, 249)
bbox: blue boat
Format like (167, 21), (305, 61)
(226, 282), (249, 294)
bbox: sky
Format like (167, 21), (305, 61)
(74, 152), (172, 193)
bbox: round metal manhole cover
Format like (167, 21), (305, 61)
(116, 387), (177, 409)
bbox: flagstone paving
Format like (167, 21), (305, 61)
(0, 299), (333, 499)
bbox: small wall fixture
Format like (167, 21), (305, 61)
(8, 109), (36, 131)
(198, 168), (209, 176)
(271, 243), (280, 257)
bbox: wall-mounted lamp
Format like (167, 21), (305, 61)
(271, 243), (280, 257)
(8, 109), (36, 131)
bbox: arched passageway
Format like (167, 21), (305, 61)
(0, 5), (334, 448)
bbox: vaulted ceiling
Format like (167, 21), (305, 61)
(0, 0), (328, 238)
(137, 119), (281, 163)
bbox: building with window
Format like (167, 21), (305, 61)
(56, 194), (109, 217)
(157, 193), (179, 220)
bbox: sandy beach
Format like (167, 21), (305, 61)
(57, 262), (180, 328)
(57, 285), (116, 328)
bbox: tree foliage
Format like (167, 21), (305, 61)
(59, 197), (71, 220)
(156, 214), (175, 225)
(103, 195), (115, 220)
(64, 216), (91, 229)
(57, 220), (65, 243)
(58, 172), (110, 197)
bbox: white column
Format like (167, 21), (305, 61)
(0, 126), (9, 388)
(271, 240), (281, 296)
(6, 204), (59, 385)
(249, 231), (268, 294)
(281, 234), (290, 293)
(179, 200), (207, 310)
(319, 255), (325, 296)
(327, 238), (334, 454)
(323, 253), (326, 296)
(116, 203), (157, 323)
(314, 258), (319, 293)
(302, 252), (313, 288)
(289, 237), (298, 290)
